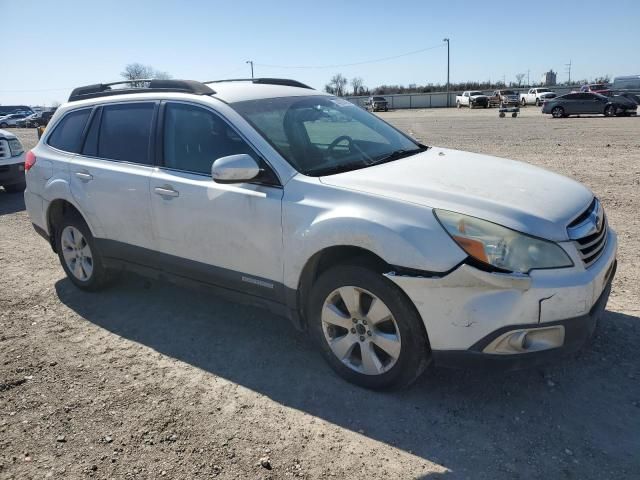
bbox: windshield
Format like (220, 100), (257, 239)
(469, 91), (483, 96)
(590, 84), (606, 90)
(502, 90), (516, 95)
(232, 95), (424, 176)
(537, 89), (551, 93)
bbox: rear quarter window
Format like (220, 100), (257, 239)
(47, 109), (91, 153)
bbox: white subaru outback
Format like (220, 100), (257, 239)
(24, 78), (617, 389)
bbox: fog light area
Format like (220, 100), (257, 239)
(483, 325), (565, 354)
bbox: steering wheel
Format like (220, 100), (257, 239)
(326, 135), (354, 157)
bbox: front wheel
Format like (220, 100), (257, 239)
(604, 105), (617, 117)
(309, 265), (430, 390)
(551, 106), (565, 118)
(55, 212), (111, 291)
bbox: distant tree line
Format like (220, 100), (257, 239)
(325, 72), (614, 97)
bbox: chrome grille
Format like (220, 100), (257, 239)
(567, 198), (608, 268)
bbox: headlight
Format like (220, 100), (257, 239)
(434, 210), (573, 273)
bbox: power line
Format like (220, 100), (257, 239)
(255, 43), (445, 70)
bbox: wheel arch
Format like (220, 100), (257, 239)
(293, 245), (392, 330)
(46, 198), (94, 252)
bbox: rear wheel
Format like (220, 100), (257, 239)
(456, 101), (461, 108)
(604, 105), (617, 117)
(521, 98), (527, 106)
(0, 123), (7, 128)
(309, 265), (430, 390)
(55, 212), (111, 291)
(552, 106), (565, 118)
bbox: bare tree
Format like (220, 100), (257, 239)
(351, 77), (364, 96)
(515, 73), (526, 87)
(120, 63), (172, 87)
(327, 73), (348, 97)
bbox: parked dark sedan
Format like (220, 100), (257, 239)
(542, 92), (637, 118)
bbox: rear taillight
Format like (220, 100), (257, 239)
(25, 150), (36, 171)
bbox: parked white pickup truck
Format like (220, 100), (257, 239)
(520, 88), (557, 106)
(456, 91), (489, 109)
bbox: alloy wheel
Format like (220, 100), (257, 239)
(61, 226), (94, 281)
(321, 286), (402, 376)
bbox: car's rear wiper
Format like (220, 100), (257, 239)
(369, 145), (428, 166)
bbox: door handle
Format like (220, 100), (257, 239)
(154, 186), (180, 198)
(75, 171), (93, 181)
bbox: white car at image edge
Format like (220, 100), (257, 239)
(23, 78), (617, 389)
(0, 129), (26, 192)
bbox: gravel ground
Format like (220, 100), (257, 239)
(1, 108), (639, 480)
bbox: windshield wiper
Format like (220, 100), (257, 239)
(369, 145), (428, 166)
(307, 162), (369, 177)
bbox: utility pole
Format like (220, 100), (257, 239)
(565, 60), (572, 85)
(246, 60), (254, 79)
(443, 38), (450, 107)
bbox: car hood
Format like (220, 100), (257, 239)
(319, 147), (593, 241)
(0, 128), (17, 139)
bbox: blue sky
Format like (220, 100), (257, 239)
(2, 0), (638, 106)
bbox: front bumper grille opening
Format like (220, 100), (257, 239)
(569, 199), (608, 268)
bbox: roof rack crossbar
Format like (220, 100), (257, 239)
(68, 79), (215, 102)
(203, 78), (313, 90)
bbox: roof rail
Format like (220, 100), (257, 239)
(204, 78), (313, 90)
(68, 79), (215, 102)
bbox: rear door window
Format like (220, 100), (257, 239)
(47, 109), (91, 153)
(96, 103), (155, 164)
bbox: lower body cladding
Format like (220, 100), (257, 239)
(386, 230), (617, 370)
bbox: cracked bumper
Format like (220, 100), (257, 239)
(386, 228), (617, 368)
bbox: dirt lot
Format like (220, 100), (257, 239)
(1, 108), (639, 479)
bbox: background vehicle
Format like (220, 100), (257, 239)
(22, 110), (56, 128)
(0, 113), (28, 128)
(542, 92), (637, 118)
(456, 91), (489, 108)
(520, 88), (557, 106)
(0, 105), (34, 117)
(488, 89), (519, 107)
(366, 96), (389, 112)
(579, 83), (610, 94)
(0, 129), (26, 192)
(611, 75), (640, 98)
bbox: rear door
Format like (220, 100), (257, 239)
(149, 101), (284, 300)
(69, 102), (157, 250)
(578, 93), (603, 114)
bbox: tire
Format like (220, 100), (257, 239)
(0, 123), (7, 128)
(551, 106), (565, 118)
(3, 181), (26, 193)
(308, 265), (430, 390)
(456, 101), (461, 109)
(604, 105), (616, 117)
(521, 98), (527, 106)
(499, 112), (506, 118)
(55, 212), (111, 291)
(536, 99), (541, 107)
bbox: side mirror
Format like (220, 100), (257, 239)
(211, 154), (260, 184)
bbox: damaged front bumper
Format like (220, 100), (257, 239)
(385, 229), (617, 370)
